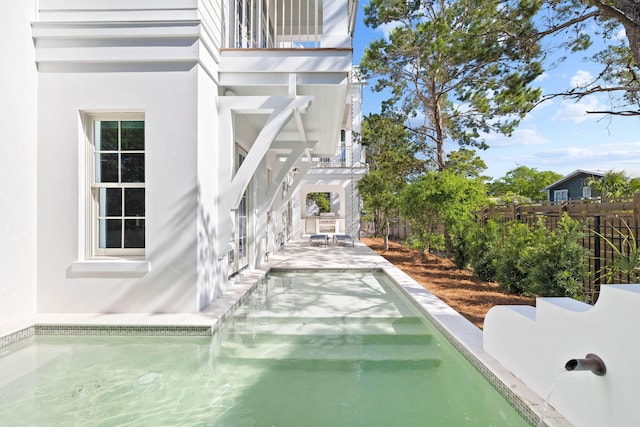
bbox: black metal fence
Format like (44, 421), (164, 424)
(481, 195), (640, 301)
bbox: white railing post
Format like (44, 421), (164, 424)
(228, 0), (331, 48)
(314, 0), (319, 46)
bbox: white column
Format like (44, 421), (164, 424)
(321, 0), (349, 47)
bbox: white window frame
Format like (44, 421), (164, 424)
(582, 186), (592, 198)
(86, 113), (146, 259)
(229, 147), (249, 273)
(554, 189), (569, 202)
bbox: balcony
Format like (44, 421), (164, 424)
(313, 145), (366, 169)
(227, 0), (357, 49)
(32, 0), (357, 72)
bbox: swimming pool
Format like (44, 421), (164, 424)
(0, 270), (530, 426)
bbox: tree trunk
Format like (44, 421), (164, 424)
(430, 80), (447, 171)
(373, 208), (381, 237)
(590, 0), (640, 67)
(383, 211), (390, 251)
(616, 0), (640, 67)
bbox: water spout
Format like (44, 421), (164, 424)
(565, 353), (606, 376)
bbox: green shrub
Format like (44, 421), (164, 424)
(494, 221), (545, 294)
(527, 215), (589, 300)
(306, 192), (331, 213)
(449, 219), (475, 269)
(408, 232), (445, 255)
(468, 219), (500, 282)
(466, 215), (589, 299)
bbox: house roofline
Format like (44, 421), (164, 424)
(542, 169), (606, 190)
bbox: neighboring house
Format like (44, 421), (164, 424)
(1, 0), (361, 323)
(543, 169), (605, 203)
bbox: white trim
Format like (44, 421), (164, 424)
(83, 112), (146, 259)
(69, 260), (150, 278)
(554, 189), (568, 201)
(217, 95), (312, 255)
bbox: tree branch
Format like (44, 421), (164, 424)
(588, 0), (640, 32)
(586, 109), (640, 116)
(536, 10), (601, 39)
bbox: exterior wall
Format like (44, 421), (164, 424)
(37, 69), (203, 313)
(548, 177), (588, 201)
(485, 285), (640, 427)
(0, 2), (38, 324)
(547, 173), (602, 202)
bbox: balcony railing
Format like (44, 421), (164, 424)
(314, 146), (367, 168)
(230, 0), (322, 48)
(226, 0), (354, 48)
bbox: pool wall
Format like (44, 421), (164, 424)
(485, 284), (640, 427)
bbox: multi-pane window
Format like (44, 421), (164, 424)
(229, 150), (248, 272)
(238, 155), (248, 260)
(91, 117), (145, 257)
(554, 189), (568, 202)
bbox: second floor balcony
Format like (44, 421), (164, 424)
(32, 0), (357, 59)
(227, 0), (357, 49)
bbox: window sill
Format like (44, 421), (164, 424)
(69, 260), (150, 278)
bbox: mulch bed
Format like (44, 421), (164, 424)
(361, 237), (535, 329)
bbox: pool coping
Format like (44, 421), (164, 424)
(0, 241), (572, 427)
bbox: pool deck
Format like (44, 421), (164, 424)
(1, 240), (571, 426)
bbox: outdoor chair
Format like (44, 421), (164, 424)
(334, 234), (355, 247)
(309, 234), (329, 247)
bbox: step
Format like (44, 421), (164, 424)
(224, 316), (430, 337)
(215, 357), (441, 372)
(219, 337), (438, 362)
(222, 332), (433, 346)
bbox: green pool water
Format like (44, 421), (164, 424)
(0, 270), (530, 426)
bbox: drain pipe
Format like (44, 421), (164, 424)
(565, 353), (607, 376)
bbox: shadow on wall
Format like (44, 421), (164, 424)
(103, 185), (199, 313)
(197, 182), (226, 310)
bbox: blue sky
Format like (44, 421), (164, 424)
(352, 3), (640, 180)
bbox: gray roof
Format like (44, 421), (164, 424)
(542, 169), (606, 191)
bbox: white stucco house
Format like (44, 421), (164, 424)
(1, 0), (364, 322)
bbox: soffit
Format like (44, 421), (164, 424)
(219, 49), (351, 157)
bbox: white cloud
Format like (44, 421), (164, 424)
(481, 128), (549, 148)
(570, 70), (594, 88)
(594, 141), (640, 168)
(534, 72), (550, 83)
(528, 140), (640, 174)
(534, 146), (598, 160)
(376, 21), (403, 39)
(551, 97), (604, 124)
